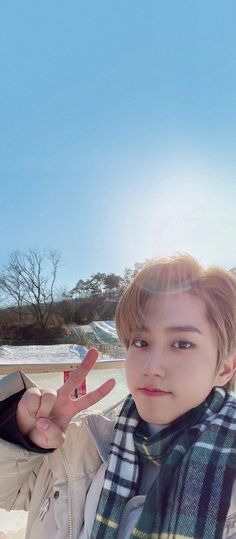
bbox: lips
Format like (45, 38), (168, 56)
(139, 387), (170, 397)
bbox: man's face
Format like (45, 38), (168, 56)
(125, 292), (227, 425)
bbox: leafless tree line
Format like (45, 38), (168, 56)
(0, 248), (146, 343)
(0, 249), (62, 329)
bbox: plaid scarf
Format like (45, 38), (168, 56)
(91, 387), (236, 539)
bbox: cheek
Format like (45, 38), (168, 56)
(125, 357), (131, 379)
(125, 355), (137, 385)
(178, 354), (217, 385)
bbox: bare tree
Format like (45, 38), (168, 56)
(0, 262), (25, 323)
(0, 249), (62, 328)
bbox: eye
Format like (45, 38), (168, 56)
(132, 339), (148, 348)
(172, 340), (193, 350)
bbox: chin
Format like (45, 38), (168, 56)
(135, 406), (167, 425)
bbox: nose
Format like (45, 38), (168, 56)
(143, 354), (166, 378)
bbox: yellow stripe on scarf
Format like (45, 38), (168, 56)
(141, 443), (159, 467)
(95, 514), (119, 529)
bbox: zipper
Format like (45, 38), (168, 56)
(61, 447), (73, 539)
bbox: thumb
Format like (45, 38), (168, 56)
(37, 418), (51, 430)
(33, 418), (66, 448)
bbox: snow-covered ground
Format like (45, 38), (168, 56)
(0, 343), (89, 363)
(71, 320), (120, 342)
(0, 320), (125, 365)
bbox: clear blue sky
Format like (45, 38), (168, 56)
(1, 1), (236, 291)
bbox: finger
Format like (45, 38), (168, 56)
(74, 377), (116, 411)
(17, 388), (42, 435)
(19, 388), (42, 417)
(36, 390), (58, 420)
(58, 348), (99, 396)
(33, 419), (66, 449)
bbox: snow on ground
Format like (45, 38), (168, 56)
(0, 321), (125, 365)
(0, 343), (87, 363)
(70, 320), (122, 346)
(90, 320), (117, 338)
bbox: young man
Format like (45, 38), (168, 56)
(0, 254), (236, 538)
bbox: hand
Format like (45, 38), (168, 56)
(16, 348), (115, 449)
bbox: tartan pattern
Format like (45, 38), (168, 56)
(91, 388), (236, 539)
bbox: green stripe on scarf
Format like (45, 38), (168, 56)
(91, 388), (236, 539)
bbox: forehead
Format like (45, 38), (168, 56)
(141, 292), (208, 330)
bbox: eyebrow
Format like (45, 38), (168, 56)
(133, 325), (202, 335)
(166, 325), (202, 335)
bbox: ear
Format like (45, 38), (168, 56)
(214, 354), (236, 387)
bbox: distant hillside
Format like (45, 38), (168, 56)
(57, 321), (125, 358)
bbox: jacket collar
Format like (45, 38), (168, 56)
(83, 409), (117, 463)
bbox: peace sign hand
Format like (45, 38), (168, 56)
(16, 348), (116, 449)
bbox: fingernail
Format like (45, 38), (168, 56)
(37, 418), (50, 430)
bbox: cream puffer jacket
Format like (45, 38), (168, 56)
(0, 371), (236, 539)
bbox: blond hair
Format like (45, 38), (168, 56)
(115, 254), (236, 391)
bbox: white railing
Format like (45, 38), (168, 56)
(0, 358), (125, 375)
